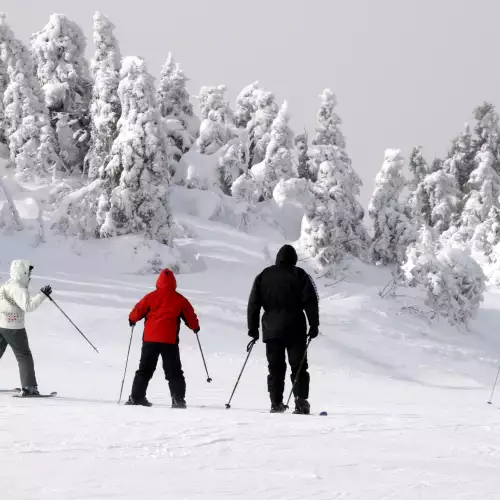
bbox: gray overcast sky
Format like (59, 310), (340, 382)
(3, 0), (499, 207)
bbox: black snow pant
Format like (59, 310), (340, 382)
(131, 342), (186, 401)
(0, 327), (38, 389)
(265, 337), (309, 404)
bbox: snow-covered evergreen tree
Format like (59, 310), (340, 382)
(472, 103), (500, 169)
(473, 206), (500, 254)
(0, 62), (7, 146)
(0, 14), (61, 181)
(403, 228), (486, 326)
(196, 85), (237, 155)
(293, 132), (310, 179)
(247, 88), (279, 167)
(99, 57), (172, 244)
(406, 146), (429, 222)
(231, 169), (260, 230)
(218, 138), (245, 195)
(234, 81), (259, 129)
(253, 101), (293, 200)
(85, 12), (121, 181)
(31, 14), (92, 172)
(445, 123), (475, 194)
(157, 53), (199, 163)
(369, 149), (415, 265)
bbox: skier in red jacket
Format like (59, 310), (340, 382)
(126, 269), (200, 408)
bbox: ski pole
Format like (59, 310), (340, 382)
(46, 295), (99, 353)
(226, 339), (256, 409)
(285, 337), (312, 408)
(118, 326), (134, 404)
(195, 333), (212, 383)
(487, 364), (500, 404)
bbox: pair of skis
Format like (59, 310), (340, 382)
(0, 388), (57, 398)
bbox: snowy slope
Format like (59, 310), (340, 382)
(1, 184), (500, 499)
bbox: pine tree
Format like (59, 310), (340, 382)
(472, 103), (500, 169)
(0, 62), (7, 146)
(157, 53), (199, 163)
(256, 101), (294, 199)
(369, 149), (415, 264)
(247, 88), (279, 167)
(85, 12), (121, 181)
(31, 14), (92, 172)
(445, 123), (475, 194)
(0, 14), (61, 181)
(293, 132), (310, 179)
(99, 57), (172, 244)
(217, 138), (245, 195)
(234, 81), (259, 129)
(196, 85), (237, 154)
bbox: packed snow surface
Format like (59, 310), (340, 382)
(1, 193), (500, 499)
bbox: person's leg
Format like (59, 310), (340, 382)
(130, 342), (160, 401)
(160, 344), (186, 405)
(0, 329), (9, 360)
(287, 337), (310, 402)
(0, 328), (38, 390)
(265, 339), (287, 406)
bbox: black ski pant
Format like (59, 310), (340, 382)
(0, 327), (38, 389)
(131, 342), (185, 401)
(265, 337), (309, 404)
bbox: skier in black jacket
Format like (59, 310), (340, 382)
(247, 244), (319, 414)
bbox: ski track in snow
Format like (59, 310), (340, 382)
(1, 204), (500, 498)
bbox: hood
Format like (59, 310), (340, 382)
(156, 269), (177, 292)
(275, 245), (298, 267)
(9, 260), (32, 287)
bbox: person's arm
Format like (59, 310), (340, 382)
(181, 297), (200, 332)
(247, 273), (262, 337)
(129, 294), (151, 325)
(300, 270), (319, 331)
(7, 286), (46, 313)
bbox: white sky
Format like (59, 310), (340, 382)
(3, 0), (499, 206)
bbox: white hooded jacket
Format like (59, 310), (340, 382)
(0, 260), (47, 329)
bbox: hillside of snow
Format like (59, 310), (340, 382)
(1, 177), (500, 500)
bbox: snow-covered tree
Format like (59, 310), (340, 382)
(403, 229), (486, 326)
(253, 101), (294, 200)
(196, 85), (237, 155)
(247, 88), (279, 167)
(445, 123), (475, 194)
(473, 206), (500, 254)
(0, 14), (61, 181)
(473, 103), (500, 168)
(369, 149), (415, 265)
(157, 53), (199, 163)
(293, 132), (311, 179)
(31, 14), (92, 172)
(300, 145), (368, 267)
(85, 12), (121, 181)
(234, 81), (259, 129)
(218, 138), (246, 195)
(0, 62), (7, 145)
(406, 146), (429, 221)
(99, 57), (172, 244)
(419, 169), (460, 234)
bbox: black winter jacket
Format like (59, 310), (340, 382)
(247, 245), (319, 342)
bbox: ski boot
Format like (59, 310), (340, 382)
(172, 397), (187, 409)
(21, 386), (40, 397)
(270, 401), (288, 413)
(293, 397), (310, 415)
(125, 396), (153, 407)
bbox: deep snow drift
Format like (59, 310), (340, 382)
(1, 183), (500, 499)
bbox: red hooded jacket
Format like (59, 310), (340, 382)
(129, 269), (200, 344)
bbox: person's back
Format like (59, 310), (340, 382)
(247, 245), (319, 414)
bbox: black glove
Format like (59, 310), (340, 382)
(248, 329), (259, 341)
(194, 327), (200, 334)
(129, 319), (136, 328)
(308, 326), (319, 340)
(41, 285), (52, 297)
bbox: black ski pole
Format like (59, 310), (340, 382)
(46, 295), (99, 353)
(487, 364), (500, 404)
(226, 339), (256, 409)
(285, 337), (312, 409)
(195, 333), (212, 383)
(118, 326), (134, 404)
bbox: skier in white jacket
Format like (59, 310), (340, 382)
(0, 260), (52, 396)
